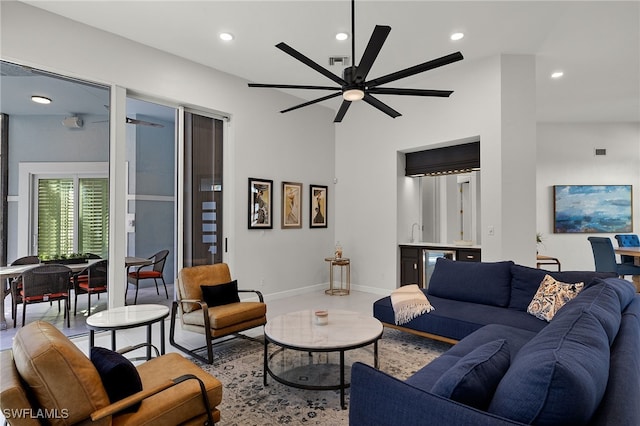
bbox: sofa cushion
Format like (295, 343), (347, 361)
(527, 274), (584, 321)
(201, 280), (241, 307)
(430, 339), (510, 410)
(428, 258), (514, 307)
(488, 279), (627, 425)
(90, 347), (143, 412)
(12, 321), (110, 425)
(509, 264), (617, 311)
(374, 294), (547, 342)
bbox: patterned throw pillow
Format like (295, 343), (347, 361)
(527, 274), (584, 321)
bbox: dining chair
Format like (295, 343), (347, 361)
(614, 234), (640, 265)
(7, 255), (40, 325)
(17, 264), (72, 327)
(588, 236), (640, 279)
(72, 259), (108, 316)
(126, 250), (169, 304)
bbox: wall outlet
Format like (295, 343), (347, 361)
(488, 225), (495, 236)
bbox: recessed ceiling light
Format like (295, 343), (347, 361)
(450, 32), (464, 41)
(336, 32), (349, 41)
(551, 71), (564, 79)
(219, 32), (234, 41)
(31, 95), (52, 104)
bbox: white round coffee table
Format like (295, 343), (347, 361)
(86, 304), (169, 360)
(264, 309), (383, 409)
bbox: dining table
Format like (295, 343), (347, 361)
(0, 259), (101, 330)
(614, 246), (640, 292)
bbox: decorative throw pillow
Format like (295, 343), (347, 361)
(527, 274), (584, 322)
(430, 339), (510, 410)
(90, 347), (143, 412)
(201, 280), (240, 307)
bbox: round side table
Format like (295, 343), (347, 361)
(324, 257), (350, 296)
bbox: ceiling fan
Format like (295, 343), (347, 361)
(248, 0), (463, 123)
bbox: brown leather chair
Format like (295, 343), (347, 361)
(0, 321), (222, 425)
(170, 263), (267, 364)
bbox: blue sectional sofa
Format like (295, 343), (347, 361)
(373, 258), (616, 342)
(350, 260), (640, 425)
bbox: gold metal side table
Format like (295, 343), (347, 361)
(324, 257), (350, 296)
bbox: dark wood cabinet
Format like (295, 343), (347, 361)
(457, 249), (481, 262)
(400, 247), (421, 286)
(399, 244), (481, 288)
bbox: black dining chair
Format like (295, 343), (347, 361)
(7, 256), (40, 326)
(72, 259), (108, 316)
(127, 250), (169, 304)
(17, 264), (72, 327)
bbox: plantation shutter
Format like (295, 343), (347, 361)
(37, 178), (74, 257)
(79, 178), (109, 257)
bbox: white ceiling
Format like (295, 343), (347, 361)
(9, 1), (640, 122)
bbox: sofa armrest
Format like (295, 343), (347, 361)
(349, 362), (526, 426)
(91, 374), (213, 424)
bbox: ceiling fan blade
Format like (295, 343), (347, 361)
(366, 52), (464, 88)
(248, 83), (340, 91)
(334, 100), (352, 123)
(126, 117), (164, 128)
(363, 93), (401, 118)
(280, 92), (342, 113)
(368, 87), (454, 97)
(276, 42), (346, 86)
(353, 25), (391, 83)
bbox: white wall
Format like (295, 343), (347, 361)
(336, 55), (538, 292)
(536, 122), (640, 270)
(1, 2), (336, 298)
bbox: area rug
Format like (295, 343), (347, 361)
(194, 328), (452, 425)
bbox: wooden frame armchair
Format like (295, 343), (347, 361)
(170, 263), (267, 364)
(0, 321), (223, 425)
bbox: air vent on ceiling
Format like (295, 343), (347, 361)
(594, 148), (607, 156)
(329, 56), (350, 66)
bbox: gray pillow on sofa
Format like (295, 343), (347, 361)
(431, 339), (510, 410)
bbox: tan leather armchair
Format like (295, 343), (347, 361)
(170, 263), (267, 364)
(0, 321), (222, 425)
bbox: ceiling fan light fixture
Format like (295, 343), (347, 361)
(343, 88), (364, 101)
(31, 95), (52, 104)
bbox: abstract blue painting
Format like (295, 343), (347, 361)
(554, 185), (632, 233)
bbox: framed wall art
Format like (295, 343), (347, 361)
(553, 185), (633, 233)
(310, 184), (328, 228)
(282, 181), (302, 229)
(248, 177), (273, 229)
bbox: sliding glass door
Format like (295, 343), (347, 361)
(183, 111), (224, 267)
